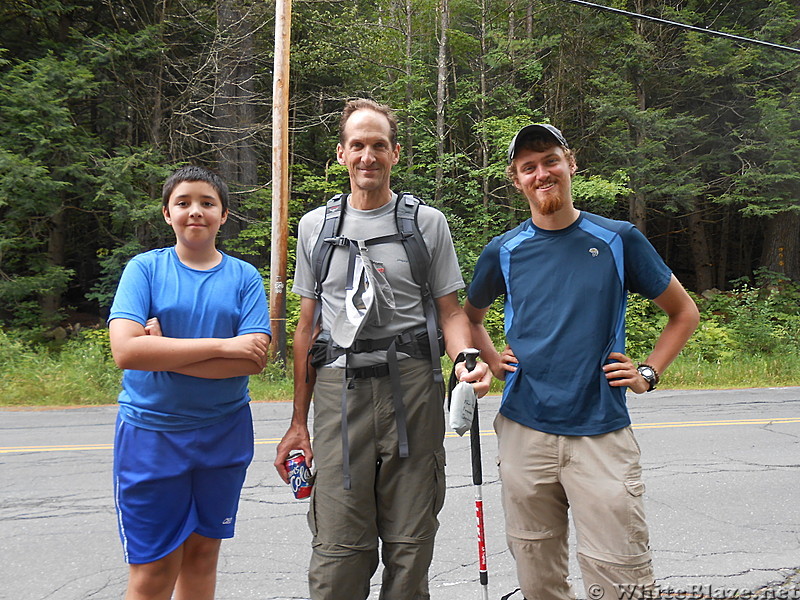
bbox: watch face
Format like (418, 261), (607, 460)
(638, 365), (657, 391)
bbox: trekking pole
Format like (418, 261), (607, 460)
(465, 352), (489, 600)
(448, 349), (489, 599)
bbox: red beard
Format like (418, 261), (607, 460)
(534, 191), (565, 215)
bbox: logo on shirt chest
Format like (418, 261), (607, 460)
(589, 247), (600, 257)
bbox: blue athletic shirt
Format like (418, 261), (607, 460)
(468, 212), (672, 436)
(109, 247), (271, 431)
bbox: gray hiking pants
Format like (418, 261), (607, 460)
(308, 358), (446, 600)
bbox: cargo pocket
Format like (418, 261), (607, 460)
(624, 478), (649, 543)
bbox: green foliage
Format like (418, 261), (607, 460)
(723, 89), (800, 217)
(624, 294), (666, 360)
(664, 352), (800, 390)
(0, 265), (75, 328)
(681, 319), (739, 363)
(481, 297), (507, 349)
(218, 187), (272, 260)
(77, 327), (112, 358)
(86, 147), (174, 308)
(1, 0), (799, 341)
(0, 51), (102, 326)
(86, 241), (144, 309)
(626, 270), (800, 365)
(571, 171), (630, 214)
(696, 271), (800, 355)
(0, 327), (120, 406)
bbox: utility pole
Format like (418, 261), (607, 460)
(270, 0), (291, 366)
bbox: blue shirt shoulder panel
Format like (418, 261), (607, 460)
(467, 219), (532, 309)
(580, 212), (672, 299)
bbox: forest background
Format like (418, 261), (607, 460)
(0, 0), (798, 405)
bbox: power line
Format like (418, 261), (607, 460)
(561, 0), (800, 55)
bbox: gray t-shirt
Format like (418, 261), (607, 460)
(293, 193), (464, 366)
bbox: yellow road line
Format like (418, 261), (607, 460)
(2, 417), (798, 454)
(633, 417), (800, 429)
(0, 443), (114, 453)
(254, 437), (285, 446)
(445, 417), (800, 438)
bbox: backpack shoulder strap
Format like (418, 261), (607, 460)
(395, 192), (443, 383)
(394, 192), (431, 291)
(310, 194), (347, 300)
(306, 194), (348, 384)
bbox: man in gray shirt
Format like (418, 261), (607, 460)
(275, 98), (490, 600)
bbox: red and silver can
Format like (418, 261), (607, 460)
(285, 450), (313, 499)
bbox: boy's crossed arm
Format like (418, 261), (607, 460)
(110, 317), (270, 379)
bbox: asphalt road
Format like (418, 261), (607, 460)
(2, 387), (799, 600)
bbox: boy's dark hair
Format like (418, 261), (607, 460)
(339, 98), (398, 147)
(162, 165), (229, 212)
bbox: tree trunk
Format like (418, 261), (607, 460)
(716, 205), (730, 289)
(629, 190), (647, 234)
(150, 0), (168, 149)
(761, 211), (800, 283)
(214, 0), (258, 252)
(434, 0), (449, 204)
(526, 3), (533, 38)
(628, 4), (647, 234)
(687, 207), (715, 292)
(479, 0), (488, 226)
(507, 4), (515, 88)
(405, 0), (414, 171)
(41, 207), (66, 323)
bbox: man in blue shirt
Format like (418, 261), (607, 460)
(465, 124), (699, 600)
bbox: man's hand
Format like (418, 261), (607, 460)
(274, 422), (313, 484)
(488, 345), (519, 380)
(603, 351), (650, 394)
(455, 359), (493, 398)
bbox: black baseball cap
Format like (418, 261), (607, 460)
(507, 123), (569, 163)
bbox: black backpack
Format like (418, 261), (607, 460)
(307, 192), (446, 489)
(309, 192), (443, 384)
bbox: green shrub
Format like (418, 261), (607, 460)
(698, 272), (800, 355)
(625, 293), (665, 359)
(482, 297), (507, 348)
(0, 327), (119, 406)
(76, 327), (113, 359)
(681, 318), (739, 363)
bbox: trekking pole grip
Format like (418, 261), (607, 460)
(462, 348), (480, 373)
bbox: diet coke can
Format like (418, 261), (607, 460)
(285, 450), (313, 499)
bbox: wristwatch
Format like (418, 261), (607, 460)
(637, 364), (659, 392)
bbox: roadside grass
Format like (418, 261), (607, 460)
(0, 331), (296, 407)
(0, 332), (121, 407)
(661, 352), (800, 390)
(0, 338), (797, 408)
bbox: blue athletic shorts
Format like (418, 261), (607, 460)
(113, 404), (254, 564)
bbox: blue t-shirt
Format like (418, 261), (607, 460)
(468, 212), (671, 436)
(109, 247), (271, 431)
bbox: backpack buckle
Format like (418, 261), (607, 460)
(324, 236), (350, 247)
